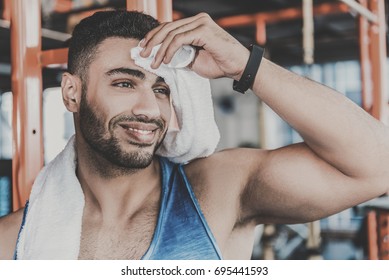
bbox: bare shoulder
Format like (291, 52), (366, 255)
(184, 147), (267, 187)
(0, 208), (24, 260)
(184, 148), (267, 219)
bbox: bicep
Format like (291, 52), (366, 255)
(242, 143), (384, 224)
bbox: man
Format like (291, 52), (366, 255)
(0, 10), (388, 260)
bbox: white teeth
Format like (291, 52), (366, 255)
(127, 127), (152, 134)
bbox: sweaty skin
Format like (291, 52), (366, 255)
(1, 13), (388, 260)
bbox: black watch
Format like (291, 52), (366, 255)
(233, 45), (265, 94)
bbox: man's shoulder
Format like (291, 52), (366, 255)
(185, 147), (267, 175)
(0, 208), (24, 259)
(183, 147), (268, 194)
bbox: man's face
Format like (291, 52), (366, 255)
(78, 38), (171, 169)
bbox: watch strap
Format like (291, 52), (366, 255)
(233, 45), (264, 94)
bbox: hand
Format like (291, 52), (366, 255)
(140, 13), (250, 80)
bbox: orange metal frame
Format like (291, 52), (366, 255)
(359, 0), (389, 260)
(367, 210), (379, 259)
(217, 2), (349, 45)
(11, 0), (44, 210)
(367, 209), (389, 260)
(359, 0), (388, 122)
(10, 0), (71, 210)
(126, 0), (172, 22)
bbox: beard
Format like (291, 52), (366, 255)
(78, 91), (167, 171)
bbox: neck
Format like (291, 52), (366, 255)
(75, 134), (161, 222)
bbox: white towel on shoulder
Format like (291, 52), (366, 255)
(131, 42), (220, 163)
(15, 136), (84, 259)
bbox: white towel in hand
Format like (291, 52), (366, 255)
(131, 42), (220, 163)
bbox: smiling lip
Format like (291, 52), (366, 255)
(118, 122), (159, 144)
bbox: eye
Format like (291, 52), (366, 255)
(112, 81), (134, 88)
(153, 87), (170, 96)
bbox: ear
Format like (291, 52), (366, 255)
(61, 72), (82, 113)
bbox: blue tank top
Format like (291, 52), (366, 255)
(15, 156), (222, 260)
(142, 157), (222, 259)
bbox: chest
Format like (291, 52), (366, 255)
(78, 208), (158, 260)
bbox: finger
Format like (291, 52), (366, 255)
(163, 29), (203, 66)
(142, 13), (208, 57)
(150, 21), (205, 68)
(143, 13), (205, 46)
(140, 22), (167, 48)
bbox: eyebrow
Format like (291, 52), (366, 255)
(105, 67), (166, 85)
(155, 76), (166, 84)
(105, 68), (145, 80)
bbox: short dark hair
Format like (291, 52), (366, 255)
(68, 10), (159, 78)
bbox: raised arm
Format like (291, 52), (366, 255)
(140, 13), (389, 224)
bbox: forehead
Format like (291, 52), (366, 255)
(90, 37), (156, 78)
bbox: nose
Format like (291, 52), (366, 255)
(131, 89), (161, 120)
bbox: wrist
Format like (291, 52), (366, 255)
(231, 48), (250, 81)
(232, 45), (265, 94)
